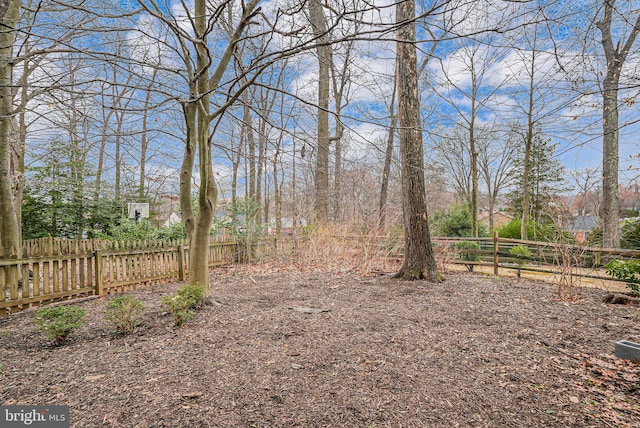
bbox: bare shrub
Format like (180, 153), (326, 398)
(433, 240), (452, 274)
(541, 201), (585, 301)
(292, 226), (401, 275)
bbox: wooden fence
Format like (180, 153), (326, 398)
(312, 233), (639, 285)
(1, 239), (236, 316)
(4, 234), (638, 315)
(435, 232), (640, 284)
(22, 237), (189, 257)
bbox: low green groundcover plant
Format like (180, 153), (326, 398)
(103, 295), (144, 334)
(34, 305), (86, 344)
(161, 284), (205, 326)
(605, 259), (640, 294)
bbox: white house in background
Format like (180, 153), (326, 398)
(163, 212), (181, 227)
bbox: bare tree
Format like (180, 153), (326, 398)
(569, 167), (600, 216)
(432, 125), (472, 205)
(138, 67), (159, 199)
(434, 37), (508, 237)
(0, 0), (20, 287)
(595, 1), (640, 248)
(378, 63), (397, 229)
(477, 127), (518, 231)
(308, 0), (332, 224)
(135, 0), (263, 297)
(394, 0), (440, 281)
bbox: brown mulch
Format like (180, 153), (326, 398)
(1, 265), (639, 428)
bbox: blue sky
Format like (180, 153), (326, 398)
(20, 0), (640, 204)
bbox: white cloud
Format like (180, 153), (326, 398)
(343, 122), (388, 162)
(485, 50), (562, 88)
(445, 0), (520, 36)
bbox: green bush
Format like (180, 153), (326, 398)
(509, 244), (532, 279)
(103, 295), (144, 334)
(431, 203), (487, 237)
(454, 241), (481, 272)
(34, 305), (86, 344)
(497, 219), (573, 243)
(157, 221), (187, 241)
(496, 219), (526, 239)
(605, 259), (640, 294)
(621, 219), (640, 250)
(161, 284), (205, 326)
(584, 225), (603, 248)
(95, 218), (186, 242)
(496, 219), (546, 240)
(509, 245), (532, 266)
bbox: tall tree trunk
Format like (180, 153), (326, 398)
(596, 2), (640, 248)
(182, 0), (259, 297)
(469, 72), (478, 237)
(394, 0), (440, 282)
(292, 136), (297, 230)
(308, 0), (331, 224)
(333, 131), (342, 221)
(188, 0), (216, 295)
(274, 137), (282, 235)
(601, 78), (620, 248)
(139, 69), (158, 200)
(243, 91), (256, 201)
(488, 203), (494, 232)
(0, 0), (20, 287)
(95, 90), (114, 201)
(329, 37), (353, 222)
(231, 130), (243, 207)
(67, 65), (86, 238)
(521, 46), (537, 241)
(257, 125), (265, 224)
(379, 64), (397, 230)
(114, 111), (124, 200)
(179, 102), (196, 240)
(14, 39), (29, 241)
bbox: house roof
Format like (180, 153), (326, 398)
(566, 216), (599, 232)
(477, 211), (512, 221)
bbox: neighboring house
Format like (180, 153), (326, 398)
(565, 215), (599, 243)
(478, 210), (513, 230)
(163, 212), (181, 228)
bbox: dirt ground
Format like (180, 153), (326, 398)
(1, 264), (639, 427)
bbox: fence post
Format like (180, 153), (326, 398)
(95, 250), (104, 297)
(493, 231), (499, 276)
(178, 245), (186, 282)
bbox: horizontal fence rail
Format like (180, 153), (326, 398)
(4, 234), (639, 315)
(434, 233), (640, 286)
(1, 240), (236, 316)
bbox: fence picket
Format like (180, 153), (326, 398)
(33, 263), (41, 298)
(3, 240), (235, 315)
